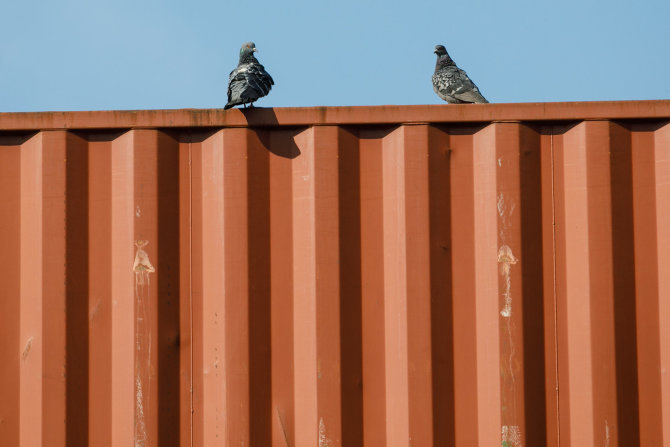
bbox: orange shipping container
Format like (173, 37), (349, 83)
(0, 101), (669, 446)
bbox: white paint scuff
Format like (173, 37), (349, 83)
(133, 240), (154, 447)
(497, 193), (505, 217)
(133, 240), (155, 286)
(319, 417), (331, 447)
(498, 245), (518, 317)
(135, 375), (147, 447)
(502, 425), (522, 447)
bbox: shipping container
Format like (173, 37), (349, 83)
(1, 101), (669, 446)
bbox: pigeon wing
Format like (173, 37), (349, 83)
(450, 68), (488, 103)
(226, 66), (245, 104)
(227, 63), (274, 104)
(244, 63), (274, 97)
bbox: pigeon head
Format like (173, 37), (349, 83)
(434, 44), (454, 67)
(238, 42), (258, 63)
(240, 42), (257, 56)
(434, 45), (448, 56)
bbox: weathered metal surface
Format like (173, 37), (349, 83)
(0, 102), (668, 446)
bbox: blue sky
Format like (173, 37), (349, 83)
(1, 0), (668, 112)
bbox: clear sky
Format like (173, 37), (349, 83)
(1, 0), (668, 112)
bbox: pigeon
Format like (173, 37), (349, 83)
(224, 42), (274, 110)
(432, 45), (488, 104)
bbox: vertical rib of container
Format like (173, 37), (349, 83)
(472, 124), (503, 446)
(401, 125), (433, 447)
(41, 131), (68, 447)
(377, 124), (435, 446)
(189, 129), (226, 446)
(291, 126), (343, 447)
(0, 134), (23, 447)
(654, 124), (670, 446)
(178, 131), (193, 447)
(553, 121), (619, 446)
(630, 122), (670, 446)
(358, 126), (387, 446)
(448, 124), (479, 445)
(19, 133), (44, 447)
(631, 122), (668, 446)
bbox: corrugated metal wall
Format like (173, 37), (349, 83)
(1, 101), (669, 447)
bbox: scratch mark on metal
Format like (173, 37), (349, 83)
(135, 205), (141, 218)
(22, 337), (34, 360)
(498, 245), (518, 317)
(501, 425), (522, 447)
(605, 419), (610, 447)
(319, 417), (331, 447)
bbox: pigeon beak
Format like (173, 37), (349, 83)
(253, 47), (257, 52)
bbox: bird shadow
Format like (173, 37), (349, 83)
(239, 107), (301, 159)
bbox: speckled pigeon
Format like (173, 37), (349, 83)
(224, 42), (274, 110)
(432, 45), (488, 104)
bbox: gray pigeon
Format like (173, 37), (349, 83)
(224, 42), (274, 110)
(432, 45), (488, 104)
